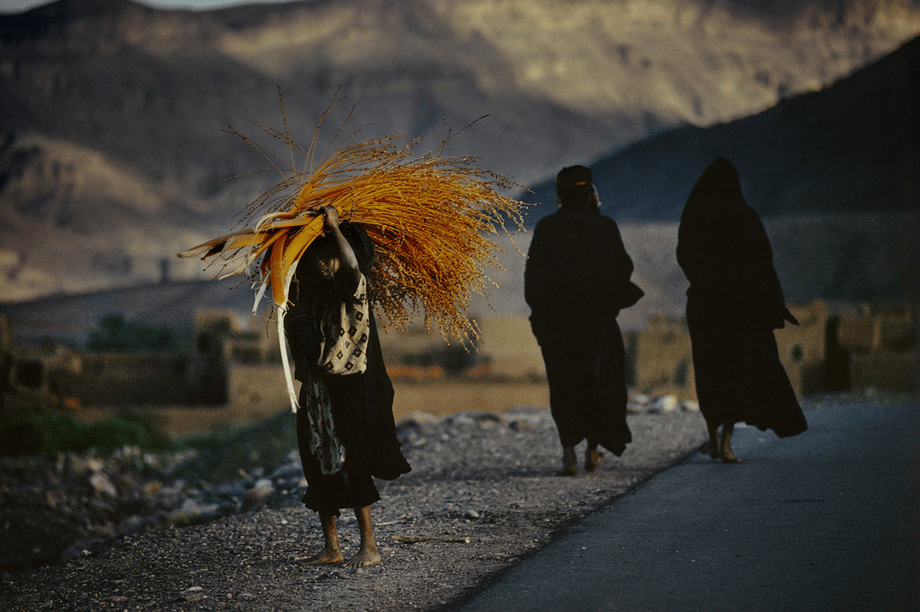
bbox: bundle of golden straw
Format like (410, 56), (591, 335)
(179, 110), (527, 347)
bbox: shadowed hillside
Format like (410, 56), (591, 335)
(523, 34), (920, 224)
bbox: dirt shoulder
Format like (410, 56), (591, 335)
(0, 407), (707, 611)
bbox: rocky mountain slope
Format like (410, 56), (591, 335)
(524, 33), (920, 223)
(0, 0), (918, 303)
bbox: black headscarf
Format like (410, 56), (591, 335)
(556, 165), (599, 211)
(679, 157), (743, 231)
(677, 157), (794, 329)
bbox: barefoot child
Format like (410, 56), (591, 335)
(284, 206), (410, 567)
(177, 121), (526, 562)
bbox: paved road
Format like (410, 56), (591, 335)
(459, 399), (920, 611)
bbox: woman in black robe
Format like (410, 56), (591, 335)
(677, 157), (807, 463)
(525, 166), (643, 476)
(284, 206), (410, 566)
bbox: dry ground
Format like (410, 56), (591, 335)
(0, 406), (707, 611)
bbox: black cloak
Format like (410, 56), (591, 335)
(677, 157), (807, 438)
(285, 223), (410, 515)
(525, 204), (641, 455)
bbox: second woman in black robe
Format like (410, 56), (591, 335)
(676, 157), (807, 463)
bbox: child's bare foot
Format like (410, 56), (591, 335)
(720, 450), (741, 463)
(344, 548), (381, 568)
(296, 549), (344, 565)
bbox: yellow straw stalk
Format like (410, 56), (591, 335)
(179, 103), (528, 348)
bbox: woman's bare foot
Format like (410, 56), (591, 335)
(719, 423), (740, 463)
(585, 447), (604, 472)
(559, 447), (577, 476)
(698, 442), (719, 459)
(703, 424), (720, 459)
(344, 547), (381, 568)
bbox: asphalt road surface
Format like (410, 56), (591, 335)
(459, 398), (920, 612)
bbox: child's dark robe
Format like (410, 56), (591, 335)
(284, 224), (410, 515)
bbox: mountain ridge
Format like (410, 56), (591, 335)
(1, 0), (918, 303)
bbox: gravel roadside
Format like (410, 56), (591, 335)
(0, 405), (708, 611)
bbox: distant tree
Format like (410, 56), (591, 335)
(86, 313), (186, 353)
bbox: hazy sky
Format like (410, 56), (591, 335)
(0, 0), (295, 14)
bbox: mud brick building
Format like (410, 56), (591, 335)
(632, 301), (917, 400)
